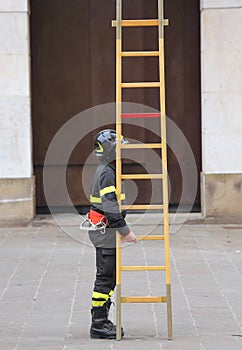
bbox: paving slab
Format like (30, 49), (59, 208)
(0, 214), (242, 349)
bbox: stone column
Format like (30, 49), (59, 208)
(0, 0), (34, 224)
(201, 0), (242, 217)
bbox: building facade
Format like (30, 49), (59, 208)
(200, 0), (242, 217)
(0, 0), (34, 223)
(0, 0), (242, 223)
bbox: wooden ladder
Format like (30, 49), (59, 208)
(112, 0), (172, 340)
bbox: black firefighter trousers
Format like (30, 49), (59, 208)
(94, 247), (116, 295)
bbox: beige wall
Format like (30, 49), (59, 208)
(0, 0), (35, 224)
(201, 0), (242, 217)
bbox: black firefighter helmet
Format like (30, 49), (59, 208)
(93, 129), (128, 163)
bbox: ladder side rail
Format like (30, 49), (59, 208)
(158, 0), (172, 340)
(115, 0), (123, 341)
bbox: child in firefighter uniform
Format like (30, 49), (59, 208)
(88, 129), (137, 339)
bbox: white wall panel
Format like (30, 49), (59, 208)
(0, 8), (31, 179)
(0, 0), (28, 12)
(201, 6), (242, 173)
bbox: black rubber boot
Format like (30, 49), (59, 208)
(105, 299), (124, 337)
(90, 301), (124, 339)
(105, 299), (115, 326)
(90, 306), (117, 339)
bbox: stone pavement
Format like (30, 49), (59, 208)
(0, 213), (242, 350)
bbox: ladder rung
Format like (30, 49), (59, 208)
(137, 235), (164, 241)
(121, 82), (160, 88)
(121, 113), (161, 119)
(121, 204), (164, 210)
(121, 265), (166, 271)
(121, 174), (163, 180)
(112, 19), (169, 27)
(122, 51), (159, 57)
(121, 143), (162, 149)
(121, 296), (167, 303)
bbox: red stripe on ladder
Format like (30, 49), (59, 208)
(121, 113), (161, 119)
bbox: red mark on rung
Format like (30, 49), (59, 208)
(121, 113), (161, 119)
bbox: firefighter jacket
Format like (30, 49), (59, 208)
(89, 162), (130, 236)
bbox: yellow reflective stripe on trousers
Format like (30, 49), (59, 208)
(92, 291), (113, 307)
(92, 291), (109, 307)
(92, 300), (107, 307)
(92, 291), (109, 301)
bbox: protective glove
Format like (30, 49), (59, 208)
(122, 230), (137, 243)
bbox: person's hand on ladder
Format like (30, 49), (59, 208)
(122, 231), (137, 243)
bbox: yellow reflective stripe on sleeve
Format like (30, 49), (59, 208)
(100, 186), (126, 199)
(90, 195), (102, 203)
(100, 185), (116, 197)
(109, 290), (114, 297)
(92, 291), (110, 300)
(90, 193), (125, 203)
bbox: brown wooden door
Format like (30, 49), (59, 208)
(30, 0), (201, 212)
